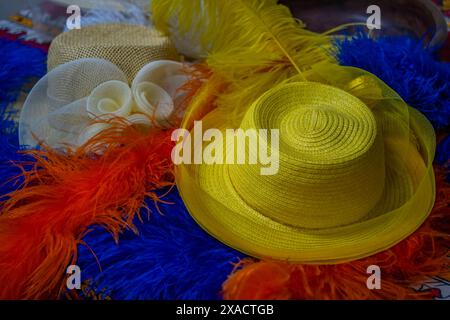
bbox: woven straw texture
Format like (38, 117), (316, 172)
(47, 24), (179, 82)
(176, 63), (436, 263)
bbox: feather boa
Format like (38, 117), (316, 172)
(0, 121), (174, 299)
(76, 188), (244, 300)
(335, 35), (450, 130)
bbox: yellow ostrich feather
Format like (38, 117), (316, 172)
(153, 0), (335, 124)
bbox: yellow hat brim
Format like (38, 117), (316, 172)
(178, 159), (434, 263)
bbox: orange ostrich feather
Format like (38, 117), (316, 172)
(0, 120), (174, 299)
(223, 167), (450, 300)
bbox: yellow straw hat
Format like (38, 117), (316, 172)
(176, 65), (436, 263)
(48, 24), (179, 82)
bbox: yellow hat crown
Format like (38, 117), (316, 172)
(229, 82), (385, 228)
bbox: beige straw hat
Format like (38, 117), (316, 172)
(47, 24), (179, 82)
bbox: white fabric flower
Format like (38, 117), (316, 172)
(19, 58), (189, 149)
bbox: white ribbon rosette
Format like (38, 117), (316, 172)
(19, 58), (189, 149)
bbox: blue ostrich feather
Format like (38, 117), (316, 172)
(0, 38), (47, 115)
(335, 35), (450, 131)
(77, 188), (245, 300)
(0, 131), (31, 198)
(0, 39), (46, 196)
